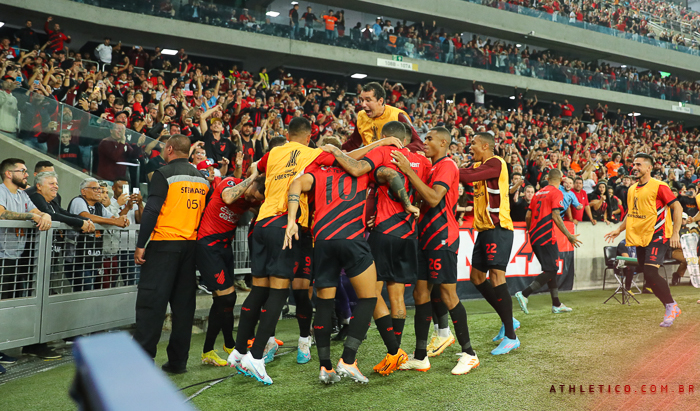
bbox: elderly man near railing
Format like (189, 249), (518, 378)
(28, 171), (95, 233)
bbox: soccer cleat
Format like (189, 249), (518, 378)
(227, 349), (244, 367)
(223, 345), (234, 355)
(515, 291), (529, 314)
(660, 301), (681, 327)
(297, 339), (311, 364)
(202, 350), (228, 366)
(319, 366), (341, 384)
(372, 356), (387, 373)
(552, 304), (573, 314)
(248, 337), (284, 349)
(234, 279), (251, 292)
(239, 352), (273, 385)
(377, 348), (409, 376)
(491, 337), (520, 355)
(492, 318), (520, 342)
(337, 359), (369, 383)
(263, 339), (279, 364)
(451, 352), (480, 375)
(399, 355), (430, 372)
(427, 334), (455, 357)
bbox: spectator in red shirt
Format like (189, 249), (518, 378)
(44, 16), (71, 54)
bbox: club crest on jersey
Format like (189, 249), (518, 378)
(227, 180), (236, 187)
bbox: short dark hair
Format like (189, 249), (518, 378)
(634, 153), (654, 165)
(548, 168), (563, 182)
(166, 134), (191, 156)
(268, 136), (287, 151)
(362, 82), (386, 103)
(512, 172), (522, 177)
(381, 121), (407, 142)
(34, 160), (54, 173)
(474, 132), (495, 151)
(113, 98), (125, 107)
(574, 177), (583, 183)
(288, 117), (312, 140)
(430, 126), (451, 143)
(1, 158), (25, 177)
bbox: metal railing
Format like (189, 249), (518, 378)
(0, 219), (253, 350)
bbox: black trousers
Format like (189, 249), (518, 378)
(134, 240), (197, 367)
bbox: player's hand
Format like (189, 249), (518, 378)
(381, 137), (403, 149)
(390, 151), (411, 174)
(320, 144), (339, 154)
(366, 215), (376, 229)
(567, 233), (582, 248)
(603, 228), (620, 243)
(406, 204), (420, 219)
(283, 222), (299, 250)
(670, 233), (681, 250)
(134, 247), (146, 265)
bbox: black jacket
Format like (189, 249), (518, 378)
(29, 192), (87, 229)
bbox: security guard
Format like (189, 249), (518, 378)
(134, 134), (209, 374)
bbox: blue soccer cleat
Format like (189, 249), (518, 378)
(492, 318), (520, 342)
(491, 337), (520, 355)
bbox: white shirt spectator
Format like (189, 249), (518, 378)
(474, 88), (485, 105)
(0, 184), (36, 259)
(95, 43), (112, 64)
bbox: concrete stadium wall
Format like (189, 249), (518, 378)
(1, 133), (88, 205)
(321, 0), (700, 80)
(2, 0), (700, 123)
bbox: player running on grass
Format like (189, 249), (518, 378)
(515, 169), (582, 315)
(391, 126), (480, 375)
(284, 136), (418, 384)
(459, 132), (520, 355)
(322, 121), (431, 375)
(604, 153), (683, 327)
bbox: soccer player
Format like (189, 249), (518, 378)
(515, 169), (582, 315)
(231, 117), (402, 385)
(391, 127), (480, 375)
(458, 132), (520, 355)
(321, 120), (431, 375)
(342, 82), (424, 153)
(195, 164), (262, 366)
(604, 153), (683, 327)
(283, 137), (416, 384)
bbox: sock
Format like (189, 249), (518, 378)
(492, 283), (516, 340)
(234, 286), (269, 355)
(293, 289), (313, 338)
(433, 324), (439, 335)
(474, 280), (499, 309)
(522, 271), (557, 298)
(250, 288), (289, 359)
(392, 318), (406, 346)
(203, 296), (224, 353)
(449, 303), (475, 356)
(221, 292), (236, 349)
(413, 303), (433, 360)
(342, 297), (377, 364)
(430, 288), (450, 332)
(643, 265), (674, 305)
(547, 279), (561, 307)
(314, 298), (334, 370)
(375, 315), (399, 355)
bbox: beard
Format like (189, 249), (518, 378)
(12, 175), (27, 189)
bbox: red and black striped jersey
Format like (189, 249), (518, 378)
(363, 146), (431, 239)
(528, 184), (564, 246)
(308, 166), (369, 241)
(418, 157), (460, 252)
(197, 177), (259, 242)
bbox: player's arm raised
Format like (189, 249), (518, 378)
(552, 208), (582, 248)
(221, 162), (259, 205)
(390, 151), (446, 208)
(375, 166), (420, 218)
(283, 174), (314, 250)
(320, 144), (372, 177)
(345, 137), (403, 160)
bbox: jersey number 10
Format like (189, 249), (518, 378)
(326, 175), (358, 204)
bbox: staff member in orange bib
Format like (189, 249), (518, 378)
(133, 134), (210, 374)
(605, 153), (683, 328)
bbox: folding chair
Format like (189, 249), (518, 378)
(602, 246), (617, 290)
(604, 256), (640, 305)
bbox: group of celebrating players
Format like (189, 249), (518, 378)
(192, 81), (684, 386)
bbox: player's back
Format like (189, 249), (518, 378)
(310, 166), (369, 241)
(528, 184), (564, 246)
(364, 145), (430, 239)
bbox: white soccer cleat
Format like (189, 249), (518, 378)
(399, 355), (431, 372)
(451, 352), (480, 375)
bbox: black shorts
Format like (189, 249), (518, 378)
(472, 226), (514, 273)
(635, 237), (670, 266)
(418, 249), (458, 284)
(196, 240), (234, 291)
(250, 223), (300, 279)
(532, 243), (560, 273)
(367, 232), (418, 284)
(294, 231), (314, 281)
(313, 239), (374, 288)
